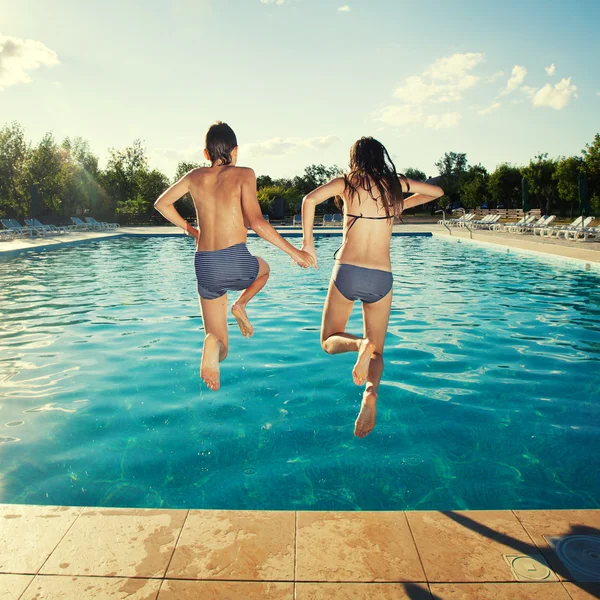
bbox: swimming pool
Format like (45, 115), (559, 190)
(0, 235), (599, 511)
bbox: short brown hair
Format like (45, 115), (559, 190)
(205, 121), (237, 165)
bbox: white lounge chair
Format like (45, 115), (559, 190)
(332, 214), (343, 226)
(473, 214), (501, 229)
(512, 215), (543, 234)
(26, 219), (68, 235)
(86, 216), (119, 229)
(563, 218), (599, 242)
(292, 214), (302, 226)
(539, 216), (584, 238)
(36, 219), (69, 234)
(7, 219), (45, 236)
(0, 223), (15, 241)
(530, 215), (556, 236)
(496, 214), (534, 232)
(469, 214), (494, 227)
(555, 216), (594, 239)
(322, 213), (333, 226)
(70, 217), (93, 230)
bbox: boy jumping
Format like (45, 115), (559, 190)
(155, 122), (314, 391)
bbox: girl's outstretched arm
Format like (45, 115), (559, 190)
(241, 168), (314, 268)
(401, 178), (444, 211)
(154, 172), (199, 239)
(301, 177), (346, 269)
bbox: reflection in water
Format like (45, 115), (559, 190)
(0, 236), (599, 510)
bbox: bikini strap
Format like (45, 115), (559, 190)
(333, 213), (387, 259)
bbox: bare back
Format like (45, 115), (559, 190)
(337, 180), (398, 272)
(188, 166), (250, 251)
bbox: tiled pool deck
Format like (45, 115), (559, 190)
(2, 226), (599, 598)
(1, 506), (599, 599)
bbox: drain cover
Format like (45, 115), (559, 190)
(503, 554), (555, 581)
(545, 535), (600, 582)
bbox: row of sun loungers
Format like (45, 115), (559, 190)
(441, 213), (599, 242)
(291, 214), (343, 226)
(0, 217), (119, 240)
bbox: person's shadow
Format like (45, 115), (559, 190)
(400, 511), (600, 599)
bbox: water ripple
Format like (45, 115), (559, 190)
(0, 236), (599, 510)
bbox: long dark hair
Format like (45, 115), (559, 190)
(339, 137), (408, 219)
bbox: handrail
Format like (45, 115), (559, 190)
(435, 210), (451, 235)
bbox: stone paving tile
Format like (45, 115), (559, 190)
(40, 508), (187, 578)
(166, 510), (294, 581)
(295, 582), (431, 599)
(562, 583), (600, 599)
(20, 575), (161, 599)
(513, 510), (600, 582)
(0, 574), (34, 600)
(157, 580), (294, 599)
(406, 510), (541, 582)
(296, 512), (425, 583)
(429, 583), (572, 599)
(0, 504), (82, 574)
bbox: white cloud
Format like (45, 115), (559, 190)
(378, 105), (460, 129)
(393, 52), (484, 105)
(338, 5), (351, 12)
(424, 112), (461, 129)
(378, 105), (423, 126)
(261, 0), (286, 4)
(52, 81), (62, 88)
(530, 77), (577, 110)
(244, 135), (341, 157)
(501, 65), (527, 95)
(545, 63), (556, 76)
(153, 135), (341, 163)
(424, 52), (484, 81)
(478, 101), (501, 115)
(486, 71), (505, 83)
(0, 34), (59, 90)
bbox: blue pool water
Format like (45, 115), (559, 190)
(0, 235), (599, 511)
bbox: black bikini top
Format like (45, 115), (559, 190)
(333, 213), (391, 259)
(333, 177), (409, 259)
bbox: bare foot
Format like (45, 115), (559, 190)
(232, 303), (254, 338)
(354, 391), (377, 438)
(352, 338), (376, 385)
(201, 334), (221, 391)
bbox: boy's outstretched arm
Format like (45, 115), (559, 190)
(154, 173), (199, 239)
(241, 169), (314, 268)
(401, 178), (444, 211)
(301, 177), (346, 269)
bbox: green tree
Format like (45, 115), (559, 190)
(100, 140), (149, 215)
(292, 164), (343, 196)
(0, 122), (30, 217)
(582, 133), (600, 214)
(403, 167), (427, 181)
(25, 133), (66, 215)
(522, 153), (558, 214)
(460, 165), (489, 210)
(488, 163), (522, 209)
(553, 156), (584, 218)
(435, 152), (468, 206)
(257, 174), (274, 189)
(174, 161), (206, 181)
(257, 185), (302, 216)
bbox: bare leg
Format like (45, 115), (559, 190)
(232, 257), (270, 338)
(354, 290), (392, 438)
(199, 294), (229, 391)
(320, 281), (377, 385)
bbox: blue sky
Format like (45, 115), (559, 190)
(1, 0), (599, 180)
